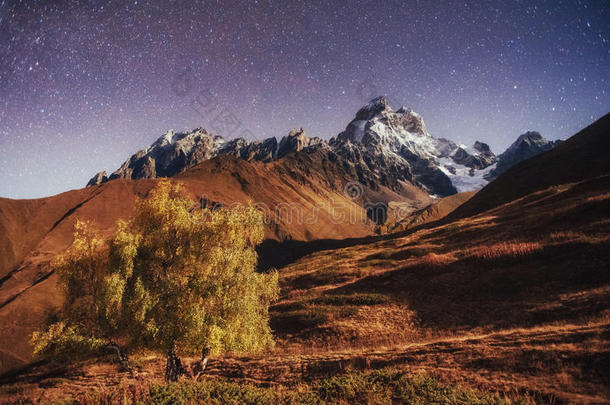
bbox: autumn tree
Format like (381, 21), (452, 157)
(31, 220), (120, 366)
(32, 179), (279, 381)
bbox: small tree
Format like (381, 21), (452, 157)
(32, 179), (279, 381)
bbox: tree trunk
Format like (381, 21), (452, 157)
(165, 350), (185, 382)
(103, 342), (137, 377)
(190, 347), (210, 381)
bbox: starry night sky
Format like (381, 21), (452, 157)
(0, 0), (608, 198)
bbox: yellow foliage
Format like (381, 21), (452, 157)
(36, 178), (277, 359)
(30, 322), (104, 361)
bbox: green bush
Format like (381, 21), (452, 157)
(147, 380), (297, 405)
(16, 368), (530, 404)
(79, 368), (527, 404)
(315, 370), (521, 405)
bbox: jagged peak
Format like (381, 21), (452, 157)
(366, 95), (390, 109)
(515, 131), (544, 144)
(287, 127), (307, 138)
(163, 129), (175, 144)
(396, 106), (416, 116)
(473, 141), (492, 153)
(150, 129), (175, 147)
(277, 128), (312, 158)
(221, 137), (248, 147)
(86, 171), (107, 187)
(502, 131), (552, 157)
(251, 136), (278, 146)
(151, 127), (220, 149)
(355, 96), (393, 120)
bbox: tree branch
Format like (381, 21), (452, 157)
(103, 342), (138, 378)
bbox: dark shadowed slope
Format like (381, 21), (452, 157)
(448, 113), (610, 220)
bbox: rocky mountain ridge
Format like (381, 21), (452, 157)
(487, 131), (561, 179)
(87, 97), (560, 197)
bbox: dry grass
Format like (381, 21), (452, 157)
(2, 320), (608, 404)
(469, 241), (543, 261)
(263, 176), (610, 402)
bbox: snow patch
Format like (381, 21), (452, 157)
(368, 118), (440, 159)
(438, 158), (495, 193)
(163, 130), (175, 144)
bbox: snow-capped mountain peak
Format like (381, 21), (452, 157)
(332, 97), (497, 195)
(354, 95), (393, 120)
(337, 98), (431, 152)
(87, 96), (559, 199)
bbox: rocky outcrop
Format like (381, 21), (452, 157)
(241, 137), (278, 162)
(219, 137), (278, 162)
(88, 129), (281, 184)
(451, 141), (496, 170)
(277, 129), (315, 158)
(86, 171), (107, 186)
(99, 128), (224, 182)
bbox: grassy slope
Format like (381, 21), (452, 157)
(273, 175), (610, 346)
(0, 152), (432, 374)
(1, 173), (608, 403)
(387, 191), (476, 232)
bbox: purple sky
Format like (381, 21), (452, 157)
(1, 0), (608, 198)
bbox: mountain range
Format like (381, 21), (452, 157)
(87, 96), (559, 197)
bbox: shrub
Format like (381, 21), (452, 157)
(33, 369), (528, 404)
(315, 369), (521, 405)
(418, 253), (454, 267)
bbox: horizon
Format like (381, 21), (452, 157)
(1, 0), (609, 199)
(1, 99), (606, 200)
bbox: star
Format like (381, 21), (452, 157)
(0, 0), (608, 198)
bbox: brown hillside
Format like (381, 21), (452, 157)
(0, 189), (97, 279)
(0, 151), (432, 373)
(388, 191), (475, 232)
(448, 112), (610, 220)
(262, 174), (610, 402)
(2, 162), (609, 403)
